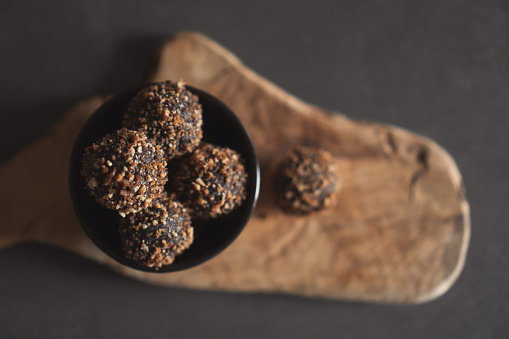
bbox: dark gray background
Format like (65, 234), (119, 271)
(1, 0), (508, 338)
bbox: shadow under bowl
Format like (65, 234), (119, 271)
(69, 83), (260, 273)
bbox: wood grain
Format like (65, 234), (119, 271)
(0, 32), (470, 303)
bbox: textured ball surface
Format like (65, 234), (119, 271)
(174, 143), (248, 219)
(123, 80), (203, 160)
(119, 193), (194, 269)
(277, 146), (338, 215)
(80, 128), (167, 216)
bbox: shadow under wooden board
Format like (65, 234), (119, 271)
(0, 32), (469, 304)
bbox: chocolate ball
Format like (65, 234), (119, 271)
(119, 193), (194, 269)
(81, 128), (168, 217)
(123, 80), (203, 160)
(174, 143), (248, 219)
(277, 146), (338, 215)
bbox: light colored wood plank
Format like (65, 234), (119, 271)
(0, 32), (469, 303)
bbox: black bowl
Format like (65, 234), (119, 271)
(69, 83), (260, 272)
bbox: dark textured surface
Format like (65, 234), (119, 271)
(0, 1), (507, 338)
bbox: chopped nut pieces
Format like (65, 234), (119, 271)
(119, 193), (193, 269)
(81, 128), (168, 216)
(123, 80), (203, 160)
(174, 143), (248, 219)
(277, 146), (338, 215)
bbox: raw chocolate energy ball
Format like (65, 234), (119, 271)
(81, 128), (168, 217)
(277, 146), (338, 215)
(119, 193), (194, 269)
(123, 80), (203, 160)
(174, 143), (248, 219)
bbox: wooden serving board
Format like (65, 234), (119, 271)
(0, 32), (469, 304)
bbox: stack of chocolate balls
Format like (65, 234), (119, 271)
(81, 80), (248, 269)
